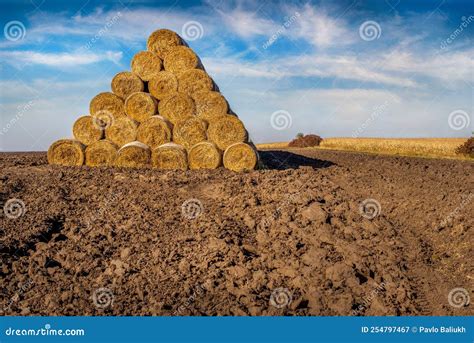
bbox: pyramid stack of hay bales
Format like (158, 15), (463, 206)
(48, 28), (258, 171)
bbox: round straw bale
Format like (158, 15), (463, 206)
(90, 92), (125, 118)
(125, 92), (157, 123)
(173, 117), (207, 150)
(207, 114), (248, 150)
(136, 115), (172, 149)
(47, 139), (85, 166)
(105, 116), (138, 147)
(147, 29), (183, 59)
(177, 69), (213, 96)
(85, 139), (118, 167)
(158, 92), (196, 124)
(148, 71), (178, 100)
(111, 72), (144, 99)
(72, 115), (103, 146)
(223, 142), (258, 172)
(115, 141), (151, 168)
(152, 143), (188, 170)
(131, 51), (162, 81)
(188, 141), (222, 170)
(164, 46), (200, 73)
(193, 91), (228, 121)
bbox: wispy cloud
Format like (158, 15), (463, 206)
(379, 48), (474, 85)
(0, 50), (123, 67)
(289, 3), (355, 48)
(204, 54), (418, 88)
(213, 7), (276, 38)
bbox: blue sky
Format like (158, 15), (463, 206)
(0, 0), (473, 151)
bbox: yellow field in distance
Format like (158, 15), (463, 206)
(256, 138), (472, 160)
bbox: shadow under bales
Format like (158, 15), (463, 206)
(258, 150), (334, 170)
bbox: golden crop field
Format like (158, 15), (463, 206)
(257, 138), (472, 160)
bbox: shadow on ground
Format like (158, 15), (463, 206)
(258, 150), (335, 170)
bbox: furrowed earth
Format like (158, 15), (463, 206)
(0, 149), (472, 316)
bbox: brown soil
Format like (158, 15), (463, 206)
(0, 149), (472, 316)
(288, 134), (322, 148)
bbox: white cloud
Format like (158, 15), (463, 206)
(0, 50), (122, 67)
(289, 3), (355, 48)
(206, 43), (473, 89)
(379, 48), (474, 85)
(22, 7), (216, 46)
(204, 54), (418, 88)
(213, 7), (276, 38)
